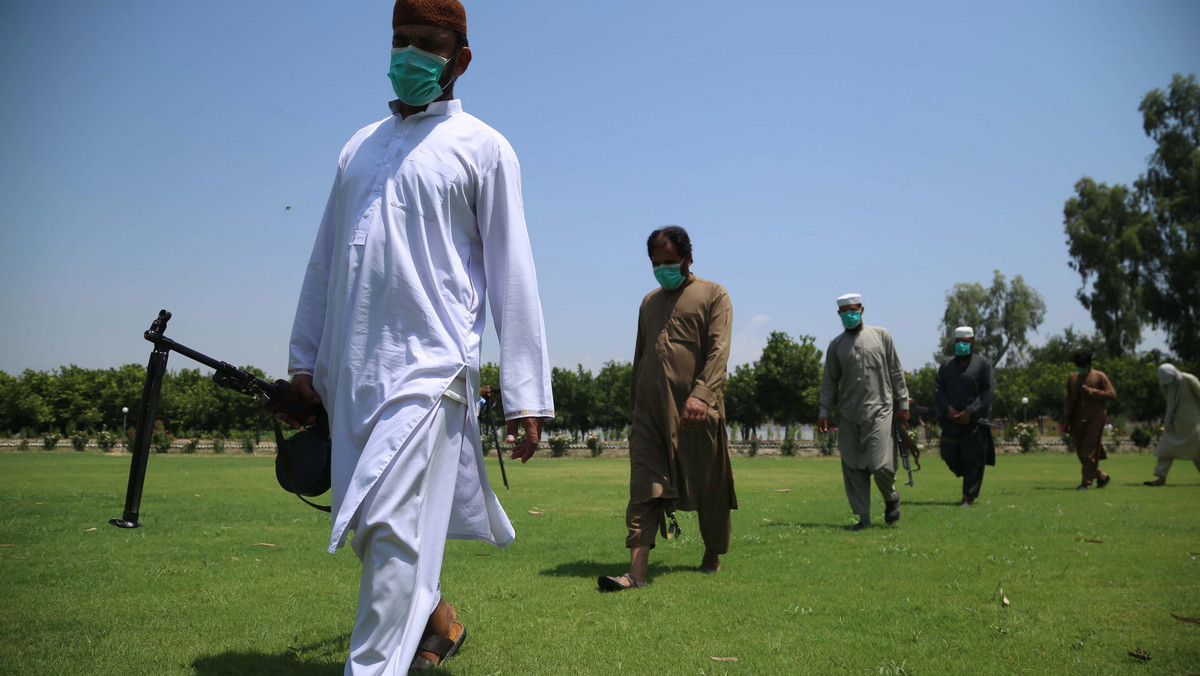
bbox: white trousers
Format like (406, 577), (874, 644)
(344, 394), (469, 676)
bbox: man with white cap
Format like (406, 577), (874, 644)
(818, 293), (910, 529)
(1144, 364), (1200, 486)
(934, 327), (995, 505)
(287, 1), (554, 671)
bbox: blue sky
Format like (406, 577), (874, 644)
(1, 1), (1197, 381)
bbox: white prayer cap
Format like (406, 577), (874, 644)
(836, 293), (862, 307)
(954, 326), (974, 339)
(1158, 363), (1180, 385)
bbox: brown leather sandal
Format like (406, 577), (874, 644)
(409, 621), (466, 671)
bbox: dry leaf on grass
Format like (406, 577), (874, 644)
(527, 511), (545, 517)
(1127, 649), (1151, 661)
(1073, 538), (1103, 543)
(1071, 549), (1083, 553)
(84, 527), (97, 532)
(774, 489), (791, 493)
(0, 544), (14, 547)
(1170, 613), (1200, 625)
(253, 542), (276, 547)
(999, 588), (1010, 607)
(762, 518), (773, 523)
(710, 656), (738, 662)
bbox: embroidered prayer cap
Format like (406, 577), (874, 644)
(1158, 363), (1181, 385)
(393, 0), (467, 36)
(836, 293), (862, 308)
(954, 326), (975, 339)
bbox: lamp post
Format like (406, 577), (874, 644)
(122, 407), (129, 450)
(1020, 397), (1029, 424)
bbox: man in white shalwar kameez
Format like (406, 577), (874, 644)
(286, 2), (554, 672)
(817, 293), (910, 531)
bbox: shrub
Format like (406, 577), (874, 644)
(18, 438), (30, 451)
(1130, 426), (1155, 449)
(97, 429), (116, 451)
(212, 438), (226, 454)
(586, 433), (603, 458)
(1015, 423), (1040, 453)
(241, 437), (257, 454)
(747, 437), (759, 457)
(548, 433), (571, 458)
(71, 432), (89, 452)
(43, 435), (61, 450)
(780, 438), (797, 457)
(182, 439), (199, 454)
(151, 420), (172, 454)
(817, 429), (839, 456)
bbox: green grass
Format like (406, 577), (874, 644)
(1, 451), (1197, 675)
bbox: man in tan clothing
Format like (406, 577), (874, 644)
(600, 225), (736, 591)
(1063, 350), (1116, 490)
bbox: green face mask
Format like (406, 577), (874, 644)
(840, 310), (862, 330)
(653, 263), (685, 290)
(1076, 366), (1090, 374)
(388, 46), (450, 106)
(954, 341), (972, 357)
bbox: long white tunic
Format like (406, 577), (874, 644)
(289, 99), (554, 553)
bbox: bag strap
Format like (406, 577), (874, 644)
(274, 420), (332, 513)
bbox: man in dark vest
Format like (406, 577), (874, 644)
(934, 326), (995, 506)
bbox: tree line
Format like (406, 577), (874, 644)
(0, 364), (275, 439)
(1, 328), (1189, 442)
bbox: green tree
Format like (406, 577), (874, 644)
(1064, 73), (1200, 361)
(548, 365), (597, 439)
(593, 360), (632, 433)
(753, 332), (823, 436)
(725, 363), (763, 440)
(937, 270), (1046, 366)
(1027, 326), (1107, 365)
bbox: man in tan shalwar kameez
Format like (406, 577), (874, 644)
(1063, 350), (1116, 490)
(1144, 364), (1200, 486)
(599, 225), (736, 591)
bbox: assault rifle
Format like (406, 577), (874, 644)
(110, 310), (326, 529)
(476, 386), (509, 489)
(892, 421), (922, 487)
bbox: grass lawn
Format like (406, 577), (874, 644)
(1, 450), (1197, 675)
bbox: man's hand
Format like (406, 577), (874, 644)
(817, 417), (830, 434)
(948, 406), (970, 426)
(279, 374), (321, 427)
(895, 408), (911, 430)
(506, 416), (542, 463)
(681, 397), (708, 430)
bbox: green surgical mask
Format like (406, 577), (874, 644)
(1076, 366), (1090, 374)
(954, 341), (972, 357)
(654, 263), (685, 290)
(388, 46), (450, 106)
(840, 310), (862, 330)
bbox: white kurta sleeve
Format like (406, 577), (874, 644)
(288, 167), (341, 376)
(476, 145), (555, 420)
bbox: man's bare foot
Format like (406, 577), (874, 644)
(700, 551), (720, 573)
(416, 599), (457, 664)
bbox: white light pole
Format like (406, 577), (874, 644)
(122, 407), (129, 450)
(1020, 397), (1029, 424)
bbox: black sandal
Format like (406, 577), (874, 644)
(598, 573), (644, 592)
